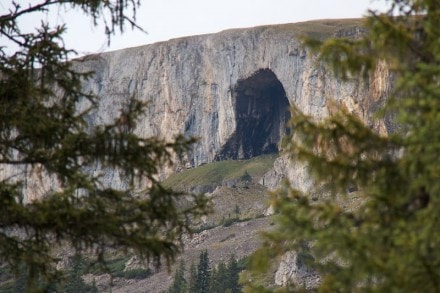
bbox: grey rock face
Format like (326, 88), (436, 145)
(71, 21), (390, 189)
(1, 20), (391, 199)
(0, 21), (394, 291)
(71, 22), (390, 291)
(73, 27), (305, 169)
(275, 251), (320, 289)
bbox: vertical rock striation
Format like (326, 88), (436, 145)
(1, 19), (392, 197)
(71, 20), (391, 190)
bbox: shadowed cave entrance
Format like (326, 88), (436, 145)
(215, 69), (290, 160)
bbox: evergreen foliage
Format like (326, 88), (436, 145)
(0, 0), (207, 289)
(188, 262), (198, 293)
(169, 260), (187, 293)
(196, 250), (211, 293)
(65, 255), (87, 293)
(226, 254), (241, 293)
(168, 252), (243, 293)
(245, 1), (440, 292)
(210, 261), (227, 293)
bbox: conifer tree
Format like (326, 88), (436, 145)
(246, 0), (440, 292)
(168, 260), (187, 293)
(65, 255), (86, 293)
(210, 261), (227, 293)
(226, 255), (241, 293)
(196, 250), (211, 293)
(0, 0), (207, 289)
(188, 262), (198, 293)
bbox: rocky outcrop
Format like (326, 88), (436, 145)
(70, 19), (391, 191)
(1, 20), (391, 197)
(275, 251), (320, 289)
(0, 19), (394, 291)
(68, 20), (391, 291)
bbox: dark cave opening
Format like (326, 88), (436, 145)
(216, 69), (290, 160)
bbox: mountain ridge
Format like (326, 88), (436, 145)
(0, 19), (392, 291)
(68, 18), (389, 193)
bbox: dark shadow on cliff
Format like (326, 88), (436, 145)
(216, 69), (290, 160)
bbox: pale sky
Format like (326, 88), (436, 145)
(2, 0), (390, 56)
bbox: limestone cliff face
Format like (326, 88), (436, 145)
(70, 20), (391, 191)
(0, 20), (391, 199)
(74, 25), (304, 167)
(69, 21), (391, 291)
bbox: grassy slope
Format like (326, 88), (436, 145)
(162, 154), (277, 191)
(221, 18), (365, 40)
(273, 18), (365, 39)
